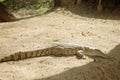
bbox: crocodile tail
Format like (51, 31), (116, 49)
(0, 55), (14, 63)
(0, 51), (31, 63)
(0, 50), (46, 63)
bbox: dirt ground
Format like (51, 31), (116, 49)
(0, 8), (120, 80)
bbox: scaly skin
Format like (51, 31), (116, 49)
(0, 43), (108, 63)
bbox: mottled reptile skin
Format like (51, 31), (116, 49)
(0, 43), (108, 63)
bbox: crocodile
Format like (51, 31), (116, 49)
(0, 43), (109, 63)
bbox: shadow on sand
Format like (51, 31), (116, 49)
(34, 44), (120, 80)
(70, 0), (120, 20)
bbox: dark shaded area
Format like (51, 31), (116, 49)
(54, 0), (61, 7)
(66, 0), (120, 20)
(108, 44), (120, 61)
(34, 44), (120, 80)
(0, 2), (17, 22)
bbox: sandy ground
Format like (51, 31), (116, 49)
(0, 8), (120, 80)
